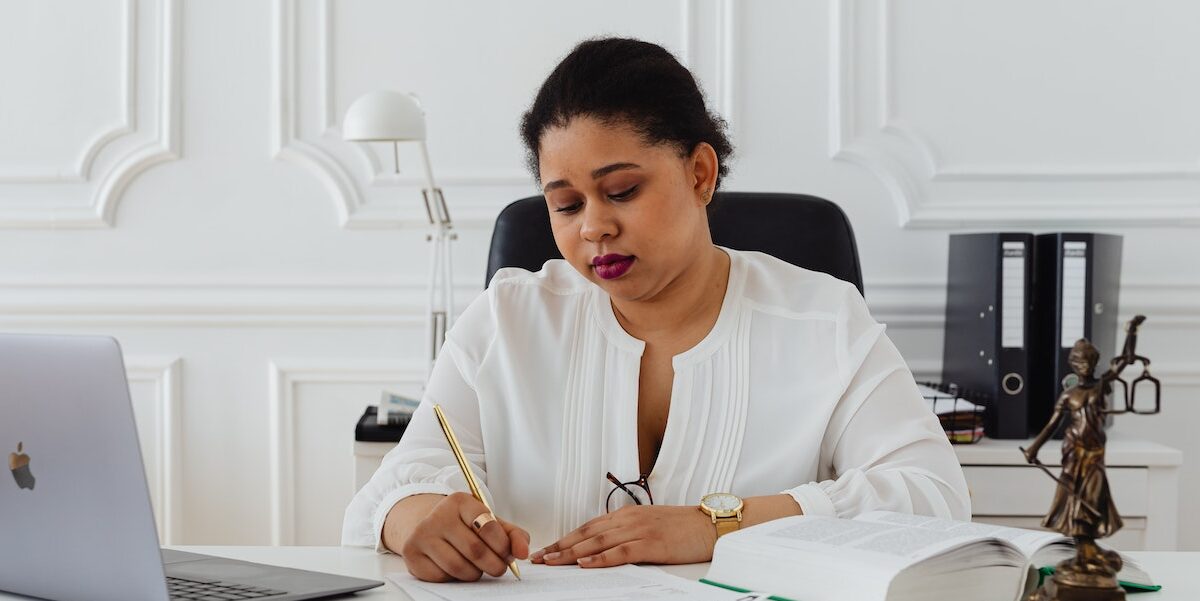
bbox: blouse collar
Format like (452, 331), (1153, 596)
(590, 246), (747, 366)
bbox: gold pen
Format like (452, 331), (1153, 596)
(432, 404), (522, 580)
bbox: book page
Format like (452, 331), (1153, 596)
(711, 514), (987, 577)
(705, 516), (990, 601)
(388, 562), (744, 601)
(856, 511), (1064, 558)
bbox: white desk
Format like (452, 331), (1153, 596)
(954, 435), (1182, 550)
(5, 546), (1192, 600)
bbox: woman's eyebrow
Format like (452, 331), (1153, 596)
(542, 162), (642, 193)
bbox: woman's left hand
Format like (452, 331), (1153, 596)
(530, 505), (717, 568)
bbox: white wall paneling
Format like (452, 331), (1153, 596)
(0, 0), (179, 228)
(270, 0), (738, 229)
(3, 0), (1199, 550)
(268, 359), (426, 546)
(830, 0), (1200, 228)
(126, 355), (183, 544)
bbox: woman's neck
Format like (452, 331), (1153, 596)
(610, 245), (731, 343)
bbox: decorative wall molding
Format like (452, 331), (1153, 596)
(126, 355), (184, 544)
(1, 277), (1198, 329)
(0, 0), (180, 228)
(829, 0), (1200, 228)
(271, 0), (733, 228)
(267, 359), (426, 545)
(270, 0), (531, 229)
(0, 1), (134, 184)
(0, 278), (484, 328)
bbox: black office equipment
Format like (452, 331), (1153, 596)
(1030, 233), (1123, 436)
(355, 406), (409, 443)
(942, 233), (1036, 439)
(485, 192), (864, 296)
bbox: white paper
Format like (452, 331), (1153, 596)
(1001, 241), (1026, 348)
(388, 562), (744, 601)
(915, 385), (983, 415)
(1060, 241), (1088, 348)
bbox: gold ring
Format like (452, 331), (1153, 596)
(471, 512), (496, 531)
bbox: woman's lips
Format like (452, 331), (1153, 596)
(592, 254), (635, 280)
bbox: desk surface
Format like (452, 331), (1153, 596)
(6, 546), (1192, 600)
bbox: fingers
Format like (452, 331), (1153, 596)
(426, 538), (484, 582)
(446, 523), (510, 578)
(400, 492), (536, 582)
(539, 526), (639, 566)
(499, 519), (532, 560)
(532, 513), (620, 563)
(405, 553), (452, 583)
(577, 541), (644, 568)
(470, 517), (514, 564)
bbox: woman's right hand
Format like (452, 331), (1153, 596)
(394, 492), (531, 582)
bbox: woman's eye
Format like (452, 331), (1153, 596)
(608, 186), (638, 201)
(555, 202), (583, 214)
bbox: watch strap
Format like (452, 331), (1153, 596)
(714, 515), (740, 538)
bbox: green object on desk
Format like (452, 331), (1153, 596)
(700, 577), (801, 601)
(1036, 566), (1162, 593)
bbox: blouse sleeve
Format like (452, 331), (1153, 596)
(783, 284), (972, 520)
(340, 291), (497, 552)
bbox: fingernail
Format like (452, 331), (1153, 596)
(579, 556), (595, 564)
(530, 550), (544, 561)
(544, 552), (561, 561)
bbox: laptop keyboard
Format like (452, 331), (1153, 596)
(167, 576), (286, 600)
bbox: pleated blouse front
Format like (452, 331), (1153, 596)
(343, 247), (970, 551)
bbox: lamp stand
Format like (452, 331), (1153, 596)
(416, 140), (454, 382)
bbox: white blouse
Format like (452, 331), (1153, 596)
(342, 247), (970, 551)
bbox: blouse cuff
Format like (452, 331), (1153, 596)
(371, 482), (459, 554)
(783, 483), (837, 518)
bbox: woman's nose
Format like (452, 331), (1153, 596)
(579, 199), (617, 243)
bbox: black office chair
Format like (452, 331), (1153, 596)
(485, 192), (863, 297)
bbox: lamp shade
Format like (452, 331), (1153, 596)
(342, 90), (427, 141)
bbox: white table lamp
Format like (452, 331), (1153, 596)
(343, 91), (455, 416)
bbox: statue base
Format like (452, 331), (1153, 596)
(1026, 554), (1125, 601)
(1027, 579), (1125, 601)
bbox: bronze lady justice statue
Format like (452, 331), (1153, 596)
(1022, 315), (1159, 601)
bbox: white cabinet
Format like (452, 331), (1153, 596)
(954, 435), (1182, 551)
(354, 434), (1182, 551)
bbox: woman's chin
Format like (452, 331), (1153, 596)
(594, 276), (645, 301)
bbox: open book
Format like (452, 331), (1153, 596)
(703, 511), (1155, 601)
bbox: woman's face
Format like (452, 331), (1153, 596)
(1069, 350), (1096, 377)
(537, 116), (717, 303)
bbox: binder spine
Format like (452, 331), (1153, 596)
(994, 238), (1031, 438)
(942, 233), (1034, 439)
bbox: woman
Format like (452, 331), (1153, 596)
(342, 37), (970, 583)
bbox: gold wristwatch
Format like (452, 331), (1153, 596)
(698, 492), (744, 539)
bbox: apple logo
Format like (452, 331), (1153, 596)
(9, 441), (35, 490)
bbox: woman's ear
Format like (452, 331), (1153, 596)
(689, 142), (719, 205)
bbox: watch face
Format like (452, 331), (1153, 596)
(702, 493), (742, 512)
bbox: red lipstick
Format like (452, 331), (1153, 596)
(592, 254), (635, 280)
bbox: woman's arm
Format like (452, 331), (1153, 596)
(340, 349), (491, 551)
(783, 286), (971, 521)
(341, 293), (498, 552)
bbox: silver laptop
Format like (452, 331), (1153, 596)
(0, 334), (383, 601)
